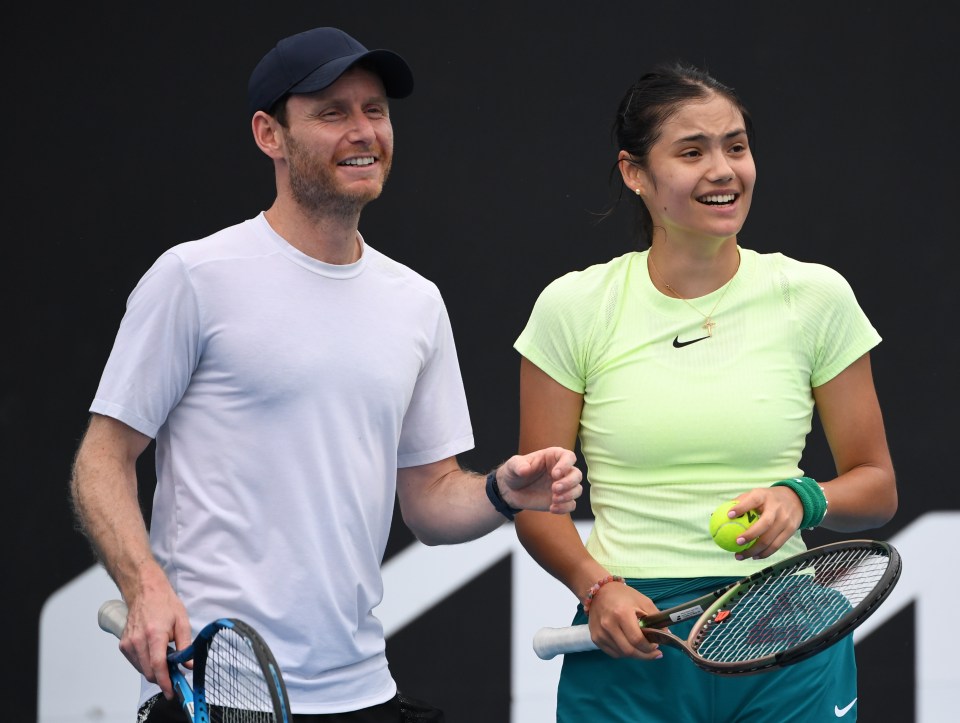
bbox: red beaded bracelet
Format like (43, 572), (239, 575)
(582, 575), (624, 614)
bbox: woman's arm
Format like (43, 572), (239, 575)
(813, 352), (897, 529)
(514, 357), (661, 659)
(513, 358), (597, 593)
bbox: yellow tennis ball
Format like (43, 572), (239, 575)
(709, 501), (759, 552)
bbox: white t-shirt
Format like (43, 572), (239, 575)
(92, 213), (474, 713)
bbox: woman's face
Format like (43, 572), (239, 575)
(630, 93), (756, 246)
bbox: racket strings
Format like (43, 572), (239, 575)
(694, 547), (891, 664)
(203, 628), (279, 722)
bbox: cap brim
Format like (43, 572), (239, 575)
(289, 49), (414, 99)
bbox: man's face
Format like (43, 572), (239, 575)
(280, 67), (394, 220)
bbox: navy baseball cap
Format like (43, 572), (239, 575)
(247, 27), (414, 117)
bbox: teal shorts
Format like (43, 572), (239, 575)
(557, 578), (859, 723)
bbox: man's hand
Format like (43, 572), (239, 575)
(496, 447), (583, 514)
(118, 572), (193, 700)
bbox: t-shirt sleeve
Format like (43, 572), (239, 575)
(514, 272), (597, 394)
(396, 299), (474, 467)
(90, 252), (201, 437)
(798, 263), (881, 387)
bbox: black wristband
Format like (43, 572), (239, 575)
(485, 470), (521, 521)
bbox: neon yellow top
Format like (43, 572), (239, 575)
(514, 248), (880, 578)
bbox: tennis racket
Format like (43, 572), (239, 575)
(533, 539), (901, 675)
(98, 599), (292, 722)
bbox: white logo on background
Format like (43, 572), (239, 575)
(37, 511), (960, 723)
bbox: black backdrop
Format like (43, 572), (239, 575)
(8, 2), (957, 721)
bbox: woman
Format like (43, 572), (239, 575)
(513, 63), (896, 722)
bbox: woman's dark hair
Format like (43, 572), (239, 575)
(610, 62), (755, 247)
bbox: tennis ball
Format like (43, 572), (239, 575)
(709, 501), (759, 552)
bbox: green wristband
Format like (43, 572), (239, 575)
(771, 476), (828, 529)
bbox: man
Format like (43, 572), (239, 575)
(70, 27), (582, 722)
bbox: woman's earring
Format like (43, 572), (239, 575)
(635, 188), (641, 195)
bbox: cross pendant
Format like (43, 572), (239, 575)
(702, 318), (716, 337)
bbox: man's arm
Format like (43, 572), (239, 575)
(395, 447), (582, 546)
(71, 414), (154, 593)
(69, 413), (191, 699)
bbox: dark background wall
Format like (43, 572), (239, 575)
(7, 1), (956, 721)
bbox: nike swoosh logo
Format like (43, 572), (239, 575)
(672, 335), (710, 348)
(834, 698), (857, 717)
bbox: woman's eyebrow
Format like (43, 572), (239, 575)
(672, 128), (747, 145)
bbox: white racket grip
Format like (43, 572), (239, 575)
(533, 624), (598, 660)
(98, 599), (129, 639)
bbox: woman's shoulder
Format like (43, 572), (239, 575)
(540, 251), (641, 298)
(747, 249), (852, 290)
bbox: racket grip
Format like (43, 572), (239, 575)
(98, 599), (129, 638)
(533, 624), (597, 660)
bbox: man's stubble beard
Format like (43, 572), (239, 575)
(286, 133), (393, 222)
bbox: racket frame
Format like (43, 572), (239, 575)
(534, 539), (902, 675)
(98, 600), (292, 722)
(190, 617), (292, 721)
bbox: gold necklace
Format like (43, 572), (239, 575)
(647, 254), (736, 337)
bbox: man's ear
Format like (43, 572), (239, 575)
(251, 111), (285, 160)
